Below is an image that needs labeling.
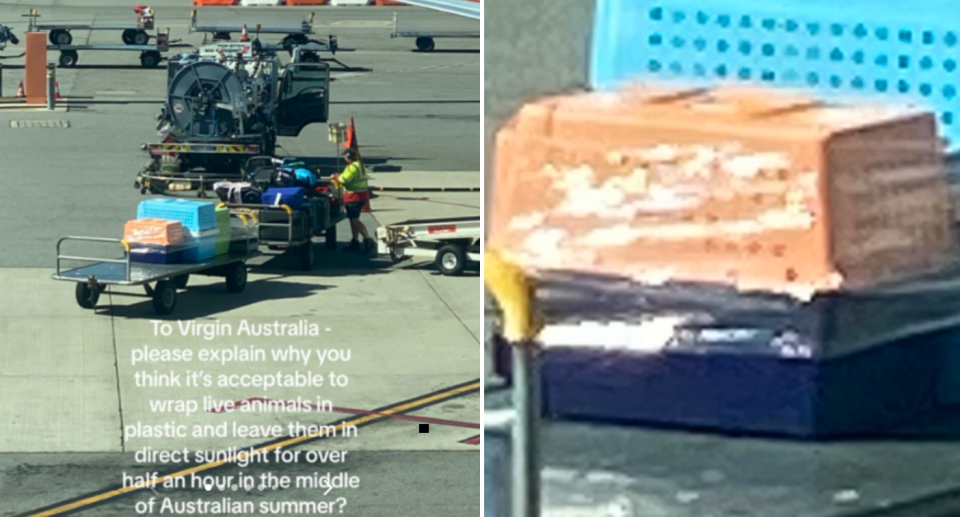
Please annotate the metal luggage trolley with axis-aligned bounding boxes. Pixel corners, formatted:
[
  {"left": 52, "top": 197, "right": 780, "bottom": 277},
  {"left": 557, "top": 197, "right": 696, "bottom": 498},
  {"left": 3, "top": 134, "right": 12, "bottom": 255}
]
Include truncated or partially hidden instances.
[
  {"left": 189, "top": 10, "right": 318, "bottom": 49},
  {"left": 222, "top": 199, "right": 345, "bottom": 271},
  {"left": 25, "top": 9, "right": 171, "bottom": 68},
  {"left": 376, "top": 215, "right": 480, "bottom": 276},
  {"left": 26, "top": 6, "right": 157, "bottom": 46},
  {"left": 390, "top": 12, "right": 480, "bottom": 52},
  {"left": 53, "top": 231, "right": 259, "bottom": 316}
]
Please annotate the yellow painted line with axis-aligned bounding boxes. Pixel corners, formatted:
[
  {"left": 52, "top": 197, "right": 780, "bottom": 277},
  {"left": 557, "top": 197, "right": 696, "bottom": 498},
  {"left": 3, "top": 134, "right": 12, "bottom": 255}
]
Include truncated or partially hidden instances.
[{"left": 24, "top": 380, "right": 480, "bottom": 517}]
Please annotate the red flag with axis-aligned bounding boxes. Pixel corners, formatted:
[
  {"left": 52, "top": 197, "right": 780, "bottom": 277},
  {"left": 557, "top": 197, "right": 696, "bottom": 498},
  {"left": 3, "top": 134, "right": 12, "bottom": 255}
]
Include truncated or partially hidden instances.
[{"left": 343, "top": 116, "right": 358, "bottom": 151}]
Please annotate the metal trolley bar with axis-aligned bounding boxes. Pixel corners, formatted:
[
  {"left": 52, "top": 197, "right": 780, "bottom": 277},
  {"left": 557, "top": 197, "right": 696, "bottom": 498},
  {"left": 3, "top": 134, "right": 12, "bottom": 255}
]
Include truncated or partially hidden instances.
[
  {"left": 56, "top": 236, "right": 132, "bottom": 282},
  {"left": 53, "top": 229, "right": 259, "bottom": 315},
  {"left": 223, "top": 203, "right": 299, "bottom": 245}
]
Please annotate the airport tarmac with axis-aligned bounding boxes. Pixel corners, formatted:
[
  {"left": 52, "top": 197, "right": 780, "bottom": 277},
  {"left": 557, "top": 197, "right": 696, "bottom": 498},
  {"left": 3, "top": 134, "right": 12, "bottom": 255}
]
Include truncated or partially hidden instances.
[{"left": 0, "top": 2, "right": 480, "bottom": 515}]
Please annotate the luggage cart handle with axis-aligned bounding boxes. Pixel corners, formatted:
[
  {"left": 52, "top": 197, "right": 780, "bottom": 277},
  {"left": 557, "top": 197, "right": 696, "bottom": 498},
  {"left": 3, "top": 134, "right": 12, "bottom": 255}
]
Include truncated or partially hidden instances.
[
  {"left": 56, "top": 236, "right": 131, "bottom": 282},
  {"left": 222, "top": 203, "right": 296, "bottom": 245}
]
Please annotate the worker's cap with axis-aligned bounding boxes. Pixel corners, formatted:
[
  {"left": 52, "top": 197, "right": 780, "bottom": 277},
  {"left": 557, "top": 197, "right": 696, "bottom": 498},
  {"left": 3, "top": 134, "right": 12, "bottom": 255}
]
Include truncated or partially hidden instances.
[{"left": 342, "top": 148, "right": 358, "bottom": 160}]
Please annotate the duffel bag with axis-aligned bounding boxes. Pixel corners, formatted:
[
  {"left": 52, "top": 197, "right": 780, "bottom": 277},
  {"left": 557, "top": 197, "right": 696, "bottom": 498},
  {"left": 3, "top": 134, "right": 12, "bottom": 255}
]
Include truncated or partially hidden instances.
[
  {"left": 214, "top": 182, "right": 261, "bottom": 204},
  {"left": 263, "top": 187, "right": 306, "bottom": 210}
]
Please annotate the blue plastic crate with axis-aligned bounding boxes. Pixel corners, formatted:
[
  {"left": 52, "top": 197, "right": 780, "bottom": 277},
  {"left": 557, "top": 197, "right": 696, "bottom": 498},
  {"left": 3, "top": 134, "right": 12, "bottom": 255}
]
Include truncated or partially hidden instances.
[
  {"left": 137, "top": 199, "right": 217, "bottom": 234},
  {"left": 182, "top": 234, "right": 219, "bottom": 262},
  {"left": 591, "top": 0, "right": 960, "bottom": 144}
]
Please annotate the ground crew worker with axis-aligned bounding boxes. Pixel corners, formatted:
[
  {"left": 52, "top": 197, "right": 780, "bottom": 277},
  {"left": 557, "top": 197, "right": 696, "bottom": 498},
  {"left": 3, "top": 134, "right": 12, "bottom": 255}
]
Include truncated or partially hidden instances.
[{"left": 336, "top": 148, "right": 373, "bottom": 253}]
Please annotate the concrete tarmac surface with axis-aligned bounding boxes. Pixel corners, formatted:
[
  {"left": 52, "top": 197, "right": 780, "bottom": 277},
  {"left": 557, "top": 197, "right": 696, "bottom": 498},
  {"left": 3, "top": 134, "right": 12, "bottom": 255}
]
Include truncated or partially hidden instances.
[{"left": 0, "top": 1, "right": 480, "bottom": 515}]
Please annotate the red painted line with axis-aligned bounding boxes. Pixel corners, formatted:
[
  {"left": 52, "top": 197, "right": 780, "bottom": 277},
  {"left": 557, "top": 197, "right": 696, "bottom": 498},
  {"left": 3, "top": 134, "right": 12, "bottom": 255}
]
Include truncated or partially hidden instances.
[
  {"left": 213, "top": 398, "right": 480, "bottom": 430},
  {"left": 461, "top": 435, "right": 480, "bottom": 445}
]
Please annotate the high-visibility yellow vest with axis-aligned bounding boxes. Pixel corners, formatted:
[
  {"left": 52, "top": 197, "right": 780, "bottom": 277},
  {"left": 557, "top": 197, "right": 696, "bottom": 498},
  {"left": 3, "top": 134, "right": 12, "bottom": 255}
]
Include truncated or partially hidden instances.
[{"left": 340, "top": 162, "right": 368, "bottom": 193}]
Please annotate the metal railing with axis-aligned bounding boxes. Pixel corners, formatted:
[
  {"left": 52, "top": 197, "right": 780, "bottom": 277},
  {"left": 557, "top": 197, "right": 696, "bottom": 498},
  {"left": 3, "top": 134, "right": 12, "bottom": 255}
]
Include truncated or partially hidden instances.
[
  {"left": 222, "top": 203, "right": 299, "bottom": 245},
  {"left": 55, "top": 236, "right": 131, "bottom": 282}
]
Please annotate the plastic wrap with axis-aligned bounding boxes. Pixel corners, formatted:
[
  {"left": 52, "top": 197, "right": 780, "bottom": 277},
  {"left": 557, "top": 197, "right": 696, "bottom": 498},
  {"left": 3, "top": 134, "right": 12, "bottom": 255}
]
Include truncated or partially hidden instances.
[
  {"left": 528, "top": 267, "right": 960, "bottom": 360},
  {"left": 490, "top": 83, "right": 956, "bottom": 299},
  {"left": 123, "top": 218, "right": 185, "bottom": 245}
]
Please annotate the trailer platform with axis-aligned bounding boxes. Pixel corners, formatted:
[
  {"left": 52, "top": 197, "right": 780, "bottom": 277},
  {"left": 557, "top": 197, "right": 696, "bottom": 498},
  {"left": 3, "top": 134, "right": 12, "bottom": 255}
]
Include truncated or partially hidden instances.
[
  {"left": 25, "top": 7, "right": 156, "bottom": 46},
  {"left": 391, "top": 12, "right": 479, "bottom": 51},
  {"left": 54, "top": 235, "right": 259, "bottom": 315},
  {"left": 189, "top": 10, "right": 316, "bottom": 48},
  {"left": 376, "top": 215, "right": 480, "bottom": 275}
]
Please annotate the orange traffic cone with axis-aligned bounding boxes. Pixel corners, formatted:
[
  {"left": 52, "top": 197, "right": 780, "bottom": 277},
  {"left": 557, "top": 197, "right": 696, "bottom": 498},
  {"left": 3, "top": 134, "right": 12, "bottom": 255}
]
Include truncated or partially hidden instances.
[
  {"left": 55, "top": 81, "right": 62, "bottom": 100},
  {"left": 240, "top": 24, "right": 250, "bottom": 42},
  {"left": 15, "top": 80, "right": 24, "bottom": 98}
]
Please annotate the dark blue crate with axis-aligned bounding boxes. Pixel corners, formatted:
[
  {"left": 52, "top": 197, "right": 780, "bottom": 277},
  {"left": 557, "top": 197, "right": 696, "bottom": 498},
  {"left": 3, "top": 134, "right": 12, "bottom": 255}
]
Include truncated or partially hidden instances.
[
  {"left": 263, "top": 188, "right": 306, "bottom": 210},
  {"left": 129, "top": 247, "right": 184, "bottom": 264}
]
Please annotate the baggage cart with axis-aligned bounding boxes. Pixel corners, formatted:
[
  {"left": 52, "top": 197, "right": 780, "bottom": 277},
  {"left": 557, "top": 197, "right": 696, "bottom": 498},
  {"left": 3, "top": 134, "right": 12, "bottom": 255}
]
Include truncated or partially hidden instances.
[
  {"left": 376, "top": 215, "right": 480, "bottom": 276},
  {"left": 53, "top": 229, "right": 259, "bottom": 316},
  {"left": 222, "top": 199, "right": 345, "bottom": 271},
  {"left": 25, "top": 7, "right": 156, "bottom": 46},
  {"left": 49, "top": 27, "right": 172, "bottom": 68},
  {"left": 390, "top": 12, "right": 479, "bottom": 52}
]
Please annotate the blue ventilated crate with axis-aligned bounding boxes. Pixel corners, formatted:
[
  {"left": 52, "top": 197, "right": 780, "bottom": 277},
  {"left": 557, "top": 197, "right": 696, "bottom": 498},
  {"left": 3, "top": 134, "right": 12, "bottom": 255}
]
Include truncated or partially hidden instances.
[
  {"left": 137, "top": 199, "right": 217, "bottom": 234},
  {"left": 591, "top": 0, "right": 960, "bottom": 144},
  {"left": 181, "top": 234, "right": 219, "bottom": 262}
]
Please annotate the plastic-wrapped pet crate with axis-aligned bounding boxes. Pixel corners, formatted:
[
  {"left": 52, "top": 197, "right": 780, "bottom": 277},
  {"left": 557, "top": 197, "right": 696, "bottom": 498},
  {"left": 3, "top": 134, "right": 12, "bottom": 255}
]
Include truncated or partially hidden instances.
[
  {"left": 129, "top": 243, "right": 186, "bottom": 264},
  {"left": 591, "top": 0, "right": 960, "bottom": 145},
  {"left": 181, "top": 230, "right": 219, "bottom": 262},
  {"left": 214, "top": 207, "right": 231, "bottom": 256},
  {"left": 137, "top": 199, "right": 217, "bottom": 234}
]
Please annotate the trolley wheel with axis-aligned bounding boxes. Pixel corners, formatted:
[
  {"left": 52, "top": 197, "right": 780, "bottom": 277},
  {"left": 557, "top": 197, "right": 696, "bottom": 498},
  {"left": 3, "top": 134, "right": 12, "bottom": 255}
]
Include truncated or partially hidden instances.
[
  {"left": 122, "top": 29, "right": 135, "bottom": 45},
  {"left": 389, "top": 247, "right": 408, "bottom": 263},
  {"left": 133, "top": 30, "right": 149, "bottom": 46},
  {"left": 152, "top": 280, "right": 177, "bottom": 315},
  {"left": 173, "top": 274, "right": 189, "bottom": 289},
  {"left": 48, "top": 30, "right": 59, "bottom": 44},
  {"left": 59, "top": 51, "right": 79, "bottom": 68},
  {"left": 415, "top": 37, "right": 435, "bottom": 52},
  {"left": 324, "top": 225, "right": 337, "bottom": 250},
  {"left": 75, "top": 282, "right": 100, "bottom": 309},
  {"left": 299, "top": 243, "right": 315, "bottom": 271},
  {"left": 140, "top": 51, "right": 161, "bottom": 68},
  {"left": 51, "top": 30, "right": 73, "bottom": 46},
  {"left": 225, "top": 262, "right": 248, "bottom": 293},
  {"left": 283, "top": 34, "right": 310, "bottom": 55},
  {"left": 436, "top": 244, "right": 465, "bottom": 276}
]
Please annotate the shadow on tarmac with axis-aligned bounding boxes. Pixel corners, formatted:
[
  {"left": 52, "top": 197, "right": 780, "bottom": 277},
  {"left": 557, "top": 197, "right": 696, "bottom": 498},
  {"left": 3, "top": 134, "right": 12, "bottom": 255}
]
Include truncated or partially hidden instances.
[
  {"left": 398, "top": 260, "right": 480, "bottom": 277},
  {"left": 411, "top": 49, "right": 480, "bottom": 54},
  {"left": 103, "top": 277, "right": 332, "bottom": 320},
  {"left": 59, "top": 64, "right": 169, "bottom": 70},
  {"left": 253, "top": 246, "right": 396, "bottom": 277},
  {"left": 330, "top": 100, "right": 480, "bottom": 105}
]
